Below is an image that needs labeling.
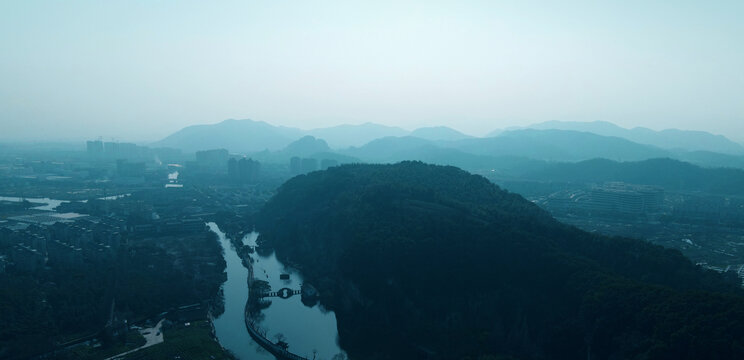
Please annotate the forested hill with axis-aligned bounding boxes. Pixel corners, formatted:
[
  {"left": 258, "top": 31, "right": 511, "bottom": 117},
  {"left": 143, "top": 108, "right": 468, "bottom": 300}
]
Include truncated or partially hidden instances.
[{"left": 256, "top": 162, "right": 744, "bottom": 360}]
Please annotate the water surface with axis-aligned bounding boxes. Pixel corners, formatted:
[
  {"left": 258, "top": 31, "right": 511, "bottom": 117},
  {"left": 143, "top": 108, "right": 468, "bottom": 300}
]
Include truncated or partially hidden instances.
[
  {"left": 0, "top": 196, "right": 67, "bottom": 211},
  {"left": 209, "top": 223, "right": 345, "bottom": 360}
]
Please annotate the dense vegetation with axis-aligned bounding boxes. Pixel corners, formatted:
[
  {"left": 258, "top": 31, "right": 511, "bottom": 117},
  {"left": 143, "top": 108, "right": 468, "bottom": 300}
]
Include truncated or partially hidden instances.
[
  {"left": 0, "top": 231, "right": 226, "bottom": 359},
  {"left": 257, "top": 161, "right": 744, "bottom": 360}
]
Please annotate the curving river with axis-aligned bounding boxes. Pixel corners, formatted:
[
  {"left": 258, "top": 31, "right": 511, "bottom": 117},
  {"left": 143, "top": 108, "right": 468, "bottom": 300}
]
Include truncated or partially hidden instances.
[{"left": 209, "top": 223, "right": 346, "bottom": 360}]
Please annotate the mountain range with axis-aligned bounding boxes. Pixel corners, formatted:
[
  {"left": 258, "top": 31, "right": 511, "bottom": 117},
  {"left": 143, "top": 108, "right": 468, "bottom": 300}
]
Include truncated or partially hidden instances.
[
  {"left": 153, "top": 119, "right": 744, "bottom": 169},
  {"left": 409, "top": 126, "right": 473, "bottom": 141},
  {"left": 306, "top": 123, "right": 409, "bottom": 149},
  {"left": 155, "top": 120, "right": 477, "bottom": 152},
  {"left": 154, "top": 119, "right": 303, "bottom": 153},
  {"left": 519, "top": 120, "right": 744, "bottom": 155},
  {"left": 444, "top": 129, "right": 670, "bottom": 162}
]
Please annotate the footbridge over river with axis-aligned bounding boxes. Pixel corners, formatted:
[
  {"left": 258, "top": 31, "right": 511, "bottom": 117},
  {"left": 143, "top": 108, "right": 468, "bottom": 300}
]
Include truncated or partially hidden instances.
[{"left": 260, "top": 287, "right": 302, "bottom": 299}]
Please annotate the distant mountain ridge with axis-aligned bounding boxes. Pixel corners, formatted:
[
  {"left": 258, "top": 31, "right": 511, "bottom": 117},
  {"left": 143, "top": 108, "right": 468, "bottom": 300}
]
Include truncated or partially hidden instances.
[
  {"left": 280, "top": 135, "right": 331, "bottom": 156},
  {"left": 524, "top": 120, "right": 744, "bottom": 155},
  {"left": 341, "top": 130, "right": 672, "bottom": 166},
  {"left": 154, "top": 119, "right": 474, "bottom": 153},
  {"left": 154, "top": 119, "right": 411, "bottom": 152},
  {"left": 409, "top": 126, "right": 472, "bottom": 141},
  {"left": 153, "top": 119, "right": 304, "bottom": 153},
  {"left": 246, "top": 135, "right": 361, "bottom": 165},
  {"left": 307, "top": 123, "right": 408, "bottom": 149},
  {"left": 154, "top": 119, "right": 744, "bottom": 170},
  {"left": 448, "top": 129, "right": 670, "bottom": 162}
]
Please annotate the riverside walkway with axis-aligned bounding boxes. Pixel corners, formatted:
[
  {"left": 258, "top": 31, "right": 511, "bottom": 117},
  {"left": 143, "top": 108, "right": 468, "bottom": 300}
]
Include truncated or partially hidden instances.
[
  {"left": 244, "top": 301, "right": 309, "bottom": 360},
  {"left": 244, "top": 255, "right": 310, "bottom": 360}
]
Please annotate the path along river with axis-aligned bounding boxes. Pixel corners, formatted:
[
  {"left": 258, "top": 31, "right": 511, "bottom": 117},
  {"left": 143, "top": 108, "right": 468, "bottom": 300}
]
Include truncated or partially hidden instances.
[{"left": 209, "top": 223, "right": 346, "bottom": 360}]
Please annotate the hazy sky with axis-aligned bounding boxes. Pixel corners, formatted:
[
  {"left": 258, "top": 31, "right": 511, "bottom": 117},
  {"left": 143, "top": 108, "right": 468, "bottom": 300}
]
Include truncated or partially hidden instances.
[{"left": 1, "top": 1, "right": 743, "bottom": 142}]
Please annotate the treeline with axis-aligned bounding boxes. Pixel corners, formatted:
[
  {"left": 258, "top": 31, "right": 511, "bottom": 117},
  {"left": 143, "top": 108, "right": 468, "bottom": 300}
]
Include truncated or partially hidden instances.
[{"left": 257, "top": 161, "right": 744, "bottom": 360}]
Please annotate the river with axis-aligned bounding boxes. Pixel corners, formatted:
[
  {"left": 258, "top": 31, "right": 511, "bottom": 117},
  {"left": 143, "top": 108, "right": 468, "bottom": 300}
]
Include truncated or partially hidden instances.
[
  {"left": 0, "top": 196, "right": 68, "bottom": 211},
  {"left": 209, "top": 223, "right": 346, "bottom": 360},
  {"left": 0, "top": 194, "right": 131, "bottom": 210}
]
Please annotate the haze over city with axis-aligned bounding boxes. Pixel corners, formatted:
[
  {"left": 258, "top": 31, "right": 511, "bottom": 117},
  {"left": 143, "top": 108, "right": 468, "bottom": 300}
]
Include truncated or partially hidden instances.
[
  {"left": 2, "top": 0, "right": 743, "bottom": 142},
  {"left": 6, "top": 2, "right": 744, "bottom": 360}
]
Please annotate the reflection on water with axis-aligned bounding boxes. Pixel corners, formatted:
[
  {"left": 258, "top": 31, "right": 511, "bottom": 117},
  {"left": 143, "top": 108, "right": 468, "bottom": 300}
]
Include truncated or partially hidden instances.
[
  {"left": 250, "top": 249, "right": 345, "bottom": 359},
  {"left": 209, "top": 223, "right": 345, "bottom": 360},
  {"left": 210, "top": 223, "right": 273, "bottom": 360},
  {"left": 2, "top": 194, "right": 130, "bottom": 208}
]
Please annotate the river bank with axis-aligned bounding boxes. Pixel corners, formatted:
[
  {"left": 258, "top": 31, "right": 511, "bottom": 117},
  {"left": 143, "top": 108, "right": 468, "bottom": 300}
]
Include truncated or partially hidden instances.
[{"left": 209, "top": 223, "right": 346, "bottom": 360}]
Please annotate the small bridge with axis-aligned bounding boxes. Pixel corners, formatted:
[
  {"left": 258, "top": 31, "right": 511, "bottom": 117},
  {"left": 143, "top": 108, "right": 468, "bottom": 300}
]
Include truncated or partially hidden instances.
[{"left": 260, "top": 287, "right": 301, "bottom": 299}]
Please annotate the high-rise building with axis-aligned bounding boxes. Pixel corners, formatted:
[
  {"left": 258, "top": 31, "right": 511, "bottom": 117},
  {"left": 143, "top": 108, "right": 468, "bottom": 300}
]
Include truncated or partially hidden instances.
[
  {"left": 86, "top": 140, "right": 104, "bottom": 155},
  {"left": 195, "top": 149, "right": 229, "bottom": 172},
  {"left": 228, "top": 157, "right": 260, "bottom": 182}
]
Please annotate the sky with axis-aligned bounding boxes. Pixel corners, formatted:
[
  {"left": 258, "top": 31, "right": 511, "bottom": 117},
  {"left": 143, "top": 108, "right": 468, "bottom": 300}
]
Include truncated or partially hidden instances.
[{"left": 1, "top": 0, "right": 743, "bottom": 142}]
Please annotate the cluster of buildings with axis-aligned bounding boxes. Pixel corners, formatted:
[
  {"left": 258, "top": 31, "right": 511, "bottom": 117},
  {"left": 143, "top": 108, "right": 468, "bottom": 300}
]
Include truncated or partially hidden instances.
[
  {"left": 228, "top": 157, "right": 261, "bottom": 183},
  {"left": 188, "top": 149, "right": 229, "bottom": 173},
  {"left": 127, "top": 216, "right": 206, "bottom": 236},
  {"left": 0, "top": 192, "right": 215, "bottom": 273},
  {"left": 542, "top": 182, "right": 665, "bottom": 217},
  {"left": 0, "top": 216, "right": 126, "bottom": 272},
  {"left": 86, "top": 140, "right": 182, "bottom": 161},
  {"left": 588, "top": 182, "right": 664, "bottom": 214},
  {"left": 136, "top": 145, "right": 344, "bottom": 183},
  {"left": 0, "top": 157, "right": 102, "bottom": 183},
  {"left": 86, "top": 140, "right": 144, "bottom": 158}
]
